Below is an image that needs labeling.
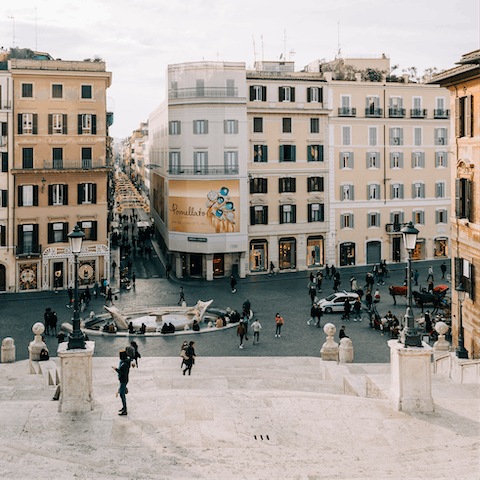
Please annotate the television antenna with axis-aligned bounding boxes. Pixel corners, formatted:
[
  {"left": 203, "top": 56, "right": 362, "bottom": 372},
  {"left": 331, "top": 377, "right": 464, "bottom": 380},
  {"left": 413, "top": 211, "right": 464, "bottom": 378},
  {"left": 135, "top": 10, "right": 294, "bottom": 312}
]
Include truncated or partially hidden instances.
[{"left": 7, "top": 16, "right": 15, "bottom": 48}]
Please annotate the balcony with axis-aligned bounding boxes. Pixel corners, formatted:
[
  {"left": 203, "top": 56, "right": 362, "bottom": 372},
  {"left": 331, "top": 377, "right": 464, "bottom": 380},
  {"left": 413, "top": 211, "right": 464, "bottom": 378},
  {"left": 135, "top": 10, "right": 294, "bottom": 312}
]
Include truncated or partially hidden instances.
[
  {"left": 43, "top": 159, "right": 106, "bottom": 170},
  {"left": 385, "top": 223, "right": 406, "bottom": 234},
  {"left": 410, "top": 109, "right": 427, "bottom": 118},
  {"left": 434, "top": 109, "right": 450, "bottom": 119},
  {"left": 16, "top": 244, "right": 42, "bottom": 257},
  {"left": 338, "top": 107, "right": 356, "bottom": 117},
  {"left": 168, "top": 165, "right": 239, "bottom": 175},
  {"left": 365, "top": 108, "right": 383, "bottom": 117},
  {"left": 169, "top": 87, "right": 238, "bottom": 100},
  {"left": 389, "top": 108, "right": 406, "bottom": 118}
]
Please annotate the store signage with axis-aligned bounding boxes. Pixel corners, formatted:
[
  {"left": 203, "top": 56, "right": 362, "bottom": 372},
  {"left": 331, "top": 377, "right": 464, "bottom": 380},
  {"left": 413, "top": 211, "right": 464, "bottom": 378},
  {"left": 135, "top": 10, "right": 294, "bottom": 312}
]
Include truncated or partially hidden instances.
[{"left": 188, "top": 237, "right": 207, "bottom": 243}]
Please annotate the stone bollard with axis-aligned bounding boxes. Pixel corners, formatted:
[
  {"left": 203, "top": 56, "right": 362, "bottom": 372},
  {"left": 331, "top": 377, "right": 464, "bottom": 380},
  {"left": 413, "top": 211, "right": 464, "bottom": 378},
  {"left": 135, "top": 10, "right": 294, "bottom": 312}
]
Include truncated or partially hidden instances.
[
  {"left": 433, "top": 322, "right": 450, "bottom": 353},
  {"left": 339, "top": 337, "right": 354, "bottom": 363},
  {"left": 28, "top": 322, "right": 48, "bottom": 363},
  {"left": 320, "top": 323, "right": 339, "bottom": 362},
  {"left": 1, "top": 337, "right": 15, "bottom": 363}
]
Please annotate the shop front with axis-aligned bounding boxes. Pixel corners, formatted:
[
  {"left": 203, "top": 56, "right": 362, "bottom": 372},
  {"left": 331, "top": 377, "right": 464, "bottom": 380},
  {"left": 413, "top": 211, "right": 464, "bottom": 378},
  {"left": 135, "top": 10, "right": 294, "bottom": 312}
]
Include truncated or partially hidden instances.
[
  {"left": 279, "top": 237, "right": 296, "bottom": 270},
  {"left": 250, "top": 239, "right": 268, "bottom": 272},
  {"left": 411, "top": 239, "right": 426, "bottom": 261},
  {"left": 213, "top": 254, "right": 224, "bottom": 276},
  {"left": 434, "top": 237, "right": 449, "bottom": 258},
  {"left": 307, "top": 236, "right": 324, "bottom": 267},
  {"left": 339, "top": 242, "right": 356, "bottom": 266}
]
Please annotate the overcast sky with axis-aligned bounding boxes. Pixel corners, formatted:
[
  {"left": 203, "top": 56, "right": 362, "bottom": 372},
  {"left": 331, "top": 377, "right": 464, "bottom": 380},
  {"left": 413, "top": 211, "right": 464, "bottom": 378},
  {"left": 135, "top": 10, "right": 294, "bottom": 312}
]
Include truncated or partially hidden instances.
[{"left": 2, "top": 0, "right": 479, "bottom": 138}]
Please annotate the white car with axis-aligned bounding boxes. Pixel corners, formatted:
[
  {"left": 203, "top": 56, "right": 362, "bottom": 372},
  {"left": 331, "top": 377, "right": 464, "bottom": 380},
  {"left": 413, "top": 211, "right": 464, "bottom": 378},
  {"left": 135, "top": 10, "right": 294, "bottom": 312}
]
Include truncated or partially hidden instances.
[{"left": 317, "top": 291, "right": 360, "bottom": 313}]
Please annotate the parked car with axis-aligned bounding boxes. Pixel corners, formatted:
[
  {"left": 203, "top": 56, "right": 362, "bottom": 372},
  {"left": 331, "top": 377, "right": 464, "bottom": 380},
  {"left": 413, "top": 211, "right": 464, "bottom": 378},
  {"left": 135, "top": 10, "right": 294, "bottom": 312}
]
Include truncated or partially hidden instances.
[{"left": 317, "top": 291, "right": 360, "bottom": 313}]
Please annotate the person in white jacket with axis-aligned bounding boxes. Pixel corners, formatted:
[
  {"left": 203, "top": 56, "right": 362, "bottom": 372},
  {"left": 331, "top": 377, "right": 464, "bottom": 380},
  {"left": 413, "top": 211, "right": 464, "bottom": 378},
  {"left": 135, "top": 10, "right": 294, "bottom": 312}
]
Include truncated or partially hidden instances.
[{"left": 251, "top": 319, "right": 262, "bottom": 345}]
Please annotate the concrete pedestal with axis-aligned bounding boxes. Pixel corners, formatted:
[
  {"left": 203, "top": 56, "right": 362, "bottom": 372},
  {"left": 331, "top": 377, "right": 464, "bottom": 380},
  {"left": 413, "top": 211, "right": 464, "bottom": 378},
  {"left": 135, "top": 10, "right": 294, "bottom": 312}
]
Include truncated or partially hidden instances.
[
  {"left": 389, "top": 340, "right": 434, "bottom": 413},
  {"left": 58, "top": 341, "right": 95, "bottom": 413},
  {"left": 320, "top": 323, "right": 339, "bottom": 362},
  {"left": 1, "top": 337, "right": 15, "bottom": 363},
  {"left": 339, "top": 337, "right": 354, "bottom": 363}
]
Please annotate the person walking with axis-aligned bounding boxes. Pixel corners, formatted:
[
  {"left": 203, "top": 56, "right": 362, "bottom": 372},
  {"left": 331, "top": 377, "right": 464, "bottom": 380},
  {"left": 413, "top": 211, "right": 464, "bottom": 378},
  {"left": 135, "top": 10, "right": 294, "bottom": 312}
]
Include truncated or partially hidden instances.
[
  {"left": 50, "top": 310, "right": 58, "bottom": 335},
  {"left": 114, "top": 350, "right": 132, "bottom": 416},
  {"left": 132, "top": 272, "right": 136, "bottom": 288},
  {"left": 237, "top": 322, "right": 247, "bottom": 349},
  {"left": 269, "top": 261, "right": 276, "bottom": 276},
  {"left": 365, "top": 288, "right": 373, "bottom": 310},
  {"left": 130, "top": 340, "right": 140, "bottom": 368},
  {"left": 251, "top": 319, "right": 262, "bottom": 344},
  {"left": 308, "top": 303, "right": 317, "bottom": 325},
  {"left": 413, "top": 270, "right": 419, "bottom": 286},
  {"left": 353, "top": 299, "right": 361, "bottom": 322},
  {"left": 180, "top": 341, "right": 188, "bottom": 368},
  {"left": 308, "top": 280, "right": 317, "bottom": 304},
  {"left": 325, "top": 264, "right": 330, "bottom": 279},
  {"left": 44, "top": 308, "right": 52, "bottom": 335},
  {"left": 85, "top": 286, "right": 91, "bottom": 306},
  {"left": 165, "top": 263, "right": 171, "bottom": 279},
  {"left": 105, "top": 287, "right": 114, "bottom": 306},
  {"left": 67, "top": 288, "right": 74, "bottom": 309},
  {"left": 93, "top": 282, "right": 99, "bottom": 299},
  {"left": 440, "top": 262, "right": 447, "bottom": 279},
  {"left": 316, "top": 271, "right": 323, "bottom": 293},
  {"left": 343, "top": 298, "right": 351, "bottom": 321},
  {"left": 178, "top": 286, "right": 186, "bottom": 305},
  {"left": 183, "top": 341, "right": 196, "bottom": 375},
  {"left": 230, "top": 275, "right": 237, "bottom": 294},
  {"left": 331, "top": 265, "right": 336, "bottom": 280},
  {"left": 275, "top": 313, "right": 284, "bottom": 337},
  {"left": 426, "top": 265, "right": 435, "bottom": 282},
  {"left": 242, "top": 298, "right": 251, "bottom": 318}
]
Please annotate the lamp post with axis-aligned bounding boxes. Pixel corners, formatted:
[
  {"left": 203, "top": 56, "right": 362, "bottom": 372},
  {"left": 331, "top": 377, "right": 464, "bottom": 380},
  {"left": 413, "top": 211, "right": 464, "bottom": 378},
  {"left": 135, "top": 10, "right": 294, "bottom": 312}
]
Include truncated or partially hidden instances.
[
  {"left": 455, "top": 283, "right": 469, "bottom": 358},
  {"left": 67, "top": 225, "right": 86, "bottom": 350},
  {"left": 400, "top": 221, "right": 422, "bottom": 347}
]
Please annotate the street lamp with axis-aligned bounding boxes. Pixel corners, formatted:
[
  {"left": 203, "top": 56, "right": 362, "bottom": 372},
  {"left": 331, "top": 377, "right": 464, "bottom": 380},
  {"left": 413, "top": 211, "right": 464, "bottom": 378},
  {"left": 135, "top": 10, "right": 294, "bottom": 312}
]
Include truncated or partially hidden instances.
[
  {"left": 67, "top": 225, "right": 86, "bottom": 350},
  {"left": 400, "top": 221, "right": 422, "bottom": 347},
  {"left": 455, "top": 283, "right": 469, "bottom": 359}
]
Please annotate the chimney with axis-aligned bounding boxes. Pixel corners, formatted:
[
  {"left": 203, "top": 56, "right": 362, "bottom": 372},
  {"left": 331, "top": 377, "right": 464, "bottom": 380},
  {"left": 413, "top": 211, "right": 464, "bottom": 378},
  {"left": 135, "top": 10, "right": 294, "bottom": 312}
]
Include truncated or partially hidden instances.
[
  {"left": 355, "top": 73, "right": 362, "bottom": 82},
  {"left": 323, "top": 72, "right": 333, "bottom": 82},
  {"left": 402, "top": 74, "right": 409, "bottom": 84}
]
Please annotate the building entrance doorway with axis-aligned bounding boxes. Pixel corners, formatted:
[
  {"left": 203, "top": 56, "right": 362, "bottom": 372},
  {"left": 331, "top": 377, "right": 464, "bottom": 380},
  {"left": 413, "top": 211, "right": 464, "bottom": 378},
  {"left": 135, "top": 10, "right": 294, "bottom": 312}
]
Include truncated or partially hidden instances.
[
  {"left": 366, "top": 241, "right": 381, "bottom": 264},
  {"left": 190, "top": 255, "right": 203, "bottom": 277},
  {"left": 53, "top": 262, "right": 64, "bottom": 289},
  {"left": 392, "top": 237, "right": 402, "bottom": 262},
  {"left": 340, "top": 243, "right": 355, "bottom": 266},
  {"left": 213, "top": 254, "right": 224, "bottom": 276},
  {"left": 0, "top": 264, "right": 5, "bottom": 291}
]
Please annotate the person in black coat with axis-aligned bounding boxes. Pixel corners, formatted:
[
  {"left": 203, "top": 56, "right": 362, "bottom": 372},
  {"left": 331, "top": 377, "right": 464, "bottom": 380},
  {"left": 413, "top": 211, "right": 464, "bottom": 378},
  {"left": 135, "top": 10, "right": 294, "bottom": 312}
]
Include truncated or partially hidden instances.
[
  {"left": 183, "top": 341, "right": 196, "bottom": 376},
  {"left": 114, "top": 350, "right": 131, "bottom": 415}
]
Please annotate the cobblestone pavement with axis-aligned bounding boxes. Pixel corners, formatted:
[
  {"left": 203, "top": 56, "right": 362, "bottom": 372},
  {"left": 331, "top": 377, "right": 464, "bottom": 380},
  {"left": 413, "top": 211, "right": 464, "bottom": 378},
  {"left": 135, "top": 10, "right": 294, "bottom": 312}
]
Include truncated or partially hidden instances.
[{"left": 0, "top": 252, "right": 451, "bottom": 363}]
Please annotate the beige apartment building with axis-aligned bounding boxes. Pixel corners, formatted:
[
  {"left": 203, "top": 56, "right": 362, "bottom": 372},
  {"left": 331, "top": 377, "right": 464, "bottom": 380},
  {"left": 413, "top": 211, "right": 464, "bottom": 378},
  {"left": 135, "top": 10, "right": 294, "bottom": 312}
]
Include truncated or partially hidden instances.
[
  {"left": 11, "top": 57, "right": 112, "bottom": 292},
  {"left": 246, "top": 61, "right": 329, "bottom": 273},
  {"left": 430, "top": 50, "right": 480, "bottom": 358},
  {"left": 0, "top": 65, "right": 14, "bottom": 291},
  {"left": 325, "top": 56, "right": 451, "bottom": 267}
]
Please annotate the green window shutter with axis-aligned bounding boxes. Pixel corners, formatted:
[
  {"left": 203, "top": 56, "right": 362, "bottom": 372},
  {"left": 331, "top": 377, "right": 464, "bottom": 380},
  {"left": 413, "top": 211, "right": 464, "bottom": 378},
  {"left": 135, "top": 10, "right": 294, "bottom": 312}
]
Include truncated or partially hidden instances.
[
  {"left": 78, "top": 115, "right": 82, "bottom": 134},
  {"left": 63, "top": 114, "right": 68, "bottom": 134},
  {"left": 455, "top": 97, "right": 461, "bottom": 137},
  {"left": 250, "top": 206, "right": 255, "bottom": 225},
  {"left": 264, "top": 206, "right": 268, "bottom": 224},
  {"left": 0, "top": 225, "right": 5, "bottom": 246},
  {"left": 91, "top": 221, "right": 97, "bottom": 241},
  {"left": 18, "top": 186, "right": 23, "bottom": 207},
  {"left": 169, "top": 122, "right": 172, "bottom": 135},
  {"left": 420, "top": 153, "right": 425, "bottom": 168},
  {"left": 1, "top": 189, "right": 7, "bottom": 208},
  {"left": 223, "top": 120, "right": 227, "bottom": 134},
  {"left": 307, "top": 145, "right": 312, "bottom": 162},
  {"left": 48, "top": 185, "right": 53, "bottom": 205},
  {"left": 291, "top": 88, "right": 295, "bottom": 102},
  {"left": 33, "top": 185, "right": 39, "bottom": 206},
  {"left": 262, "top": 86, "right": 266, "bottom": 101},
  {"left": 399, "top": 153, "right": 403, "bottom": 169},
  {"left": 307, "top": 88, "right": 311, "bottom": 102},
  {"left": 454, "top": 257, "right": 463, "bottom": 289},
  {"left": 279, "top": 205, "right": 284, "bottom": 224},
  {"left": 465, "top": 179, "right": 472, "bottom": 221},
  {"left": 62, "top": 222, "right": 69, "bottom": 242},
  {"left": 249, "top": 86, "right": 255, "bottom": 101},
  {"left": 292, "top": 145, "right": 296, "bottom": 162},
  {"left": 279, "top": 145, "right": 284, "bottom": 162},
  {"left": 92, "top": 115, "right": 97, "bottom": 134},
  {"left": 48, "top": 114, "right": 53, "bottom": 135},
  {"left": 263, "top": 145, "right": 268, "bottom": 162},
  {"left": 348, "top": 152, "right": 354, "bottom": 168},
  {"left": 351, "top": 185, "right": 355, "bottom": 200},
  {"left": 455, "top": 178, "right": 462, "bottom": 217},
  {"left": 278, "top": 178, "right": 283, "bottom": 193},
  {"left": 32, "top": 114, "right": 38, "bottom": 135},
  {"left": 48, "top": 223, "right": 54, "bottom": 243},
  {"left": 389, "top": 128, "right": 393, "bottom": 144},
  {"left": 469, "top": 263, "right": 475, "bottom": 300},
  {"left": 63, "top": 184, "right": 69, "bottom": 205},
  {"left": 279, "top": 87, "right": 283, "bottom": 102},
  {"left": 319, "top": 145, "right": 323, "bottom": 161},
  {"left": 466, "top": 95, "right": 472, "bottom": 137},
  {"left": 292, "top": 178, "right": 296, "bottom": 192},
  {"left": 234, "top": 120, "right": 238, "bottom": 134},
  {"left": 1, "top": 152, "right": 8, "bottom": 172},
  {"left": 18, "top": 114, "right": 23, "bottom": 134}
]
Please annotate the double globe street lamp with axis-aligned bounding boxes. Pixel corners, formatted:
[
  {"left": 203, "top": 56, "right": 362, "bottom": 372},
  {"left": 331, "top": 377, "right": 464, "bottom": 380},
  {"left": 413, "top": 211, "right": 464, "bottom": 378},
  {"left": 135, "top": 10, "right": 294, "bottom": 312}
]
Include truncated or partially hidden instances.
[
  {"left": 67, "top": 225, "right": 86, "bottom": 350},
  {"left": 400, "top": 221, "right": 422, "bottom": 347}
]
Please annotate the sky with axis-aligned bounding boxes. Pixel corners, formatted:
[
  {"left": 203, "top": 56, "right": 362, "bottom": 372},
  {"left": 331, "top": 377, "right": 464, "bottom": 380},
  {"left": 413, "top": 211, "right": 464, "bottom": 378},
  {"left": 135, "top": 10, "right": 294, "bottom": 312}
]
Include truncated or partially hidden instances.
[{"left": 1, "top": 0, "right": 479, "bottom": 138}]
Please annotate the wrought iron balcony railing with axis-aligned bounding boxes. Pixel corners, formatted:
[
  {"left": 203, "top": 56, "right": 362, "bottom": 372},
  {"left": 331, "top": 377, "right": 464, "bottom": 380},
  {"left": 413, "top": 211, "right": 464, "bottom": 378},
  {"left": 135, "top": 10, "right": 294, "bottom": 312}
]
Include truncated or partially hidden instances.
[
  {"left": 16, "top": 244, "right": 42, "bottom": 257},
  {"left": 389, "top": 108, "right": 406, "bottom": 118},
  {"left": 43, "top": 159, "right": 105, "bottom": 170},
  {"left": 434, "top": 109, "right": 450, "bottom": 119},
  {"left": 168, "top": 87, "right": 238, "bottom": 100},
  {"left": 410, "top": 109, "right": 427, "bottom": 118},
  {"left": 338, "top": 107, "right": 356, "bottom": 117},
  {"left": 168, "top": 165, "right": 239, "bottom": 175},
  {"left": 365, "top": 108, "right": 383, "bottom": 117}
]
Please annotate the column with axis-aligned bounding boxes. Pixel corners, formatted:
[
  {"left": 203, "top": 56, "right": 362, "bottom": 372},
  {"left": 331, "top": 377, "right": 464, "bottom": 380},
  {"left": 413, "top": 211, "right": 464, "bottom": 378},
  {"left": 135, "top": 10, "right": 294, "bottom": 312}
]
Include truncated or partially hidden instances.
[
  {"left": 297, "top": 233, "right": 306, "bottom": 271},
  {"left": 205, "top": 254, "right": 213, "bottom": 281},
  {"left": 239, "top": 252, "right": 246, "bottom": 278},
  {"left": 174, "top": 252, "right": 183, "bottom": 279}
]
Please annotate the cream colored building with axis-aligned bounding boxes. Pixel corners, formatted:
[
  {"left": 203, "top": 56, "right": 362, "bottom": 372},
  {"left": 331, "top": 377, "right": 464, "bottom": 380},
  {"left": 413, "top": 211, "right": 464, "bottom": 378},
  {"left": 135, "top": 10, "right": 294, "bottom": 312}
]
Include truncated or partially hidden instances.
[
  {"left": 11, "top": 58, "right": 112, "bottom": 292},
  {"left": 430, "top": 50, "right": 480, "bottom": 358},
  {"left": 246, "top": 61, "right": 330, "bottom": 273},
  {"left": 149, "top": 62, "right": 249, "bottom": 279},
  {"left": 326, "top": 57, "right": 451, "bottom": 266},
  {"left": 0, "top": 67, "right": 14, "bottom": 291}
]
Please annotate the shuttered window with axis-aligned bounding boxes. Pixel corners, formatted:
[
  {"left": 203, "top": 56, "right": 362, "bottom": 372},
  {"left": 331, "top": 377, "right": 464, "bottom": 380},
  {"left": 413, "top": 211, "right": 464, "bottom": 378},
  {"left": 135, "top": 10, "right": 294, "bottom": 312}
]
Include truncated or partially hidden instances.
[
  {"left": 307, "top": 145, "right": 323, "bottom": 162},
  {"left": 368, "top": 213, "right": 380, "bottom": 227},
  {"left": 308, "top": 203, "right": 324, "bottom": 222},
  {"left": 341, "top": 214, "right": 354, "bottom": 229},
  {"left": 250, "top": 178, "right": 267, "bottom": 194},
  {"left": 342, "top": 126, "right": 351, "bottom": 146},
  {"left": 435, "top": 151, "right": 448, "bottom": 168},
  {"left": 414, "top": 127, "right": 422, "bottom": 146},
  {"left": 368, "top": 127, "right": 377, "bottom": 146},
  {"left": 340, "top": 152, "right": 354, "bottom": 169},
  {"left": 253, "top": 145, "right": 267, "bottom": 163},
  {"left": 250, "top": 206, "right": 268, "bottom": 225},
  {"left": 279, "top": 204, "right": 296, "bottom": 223},
  {"left": 367, "top": 152, "right": 380, "bottom": 169},
  {"left": 224, "top": 120, "right": 239, "bottom": 134}
]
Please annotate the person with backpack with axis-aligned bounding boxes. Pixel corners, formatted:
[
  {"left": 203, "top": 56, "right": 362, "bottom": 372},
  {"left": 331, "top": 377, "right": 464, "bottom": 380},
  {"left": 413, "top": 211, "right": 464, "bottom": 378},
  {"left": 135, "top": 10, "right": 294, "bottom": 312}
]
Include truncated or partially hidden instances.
[
  {"left": 237, "top": 322, "right": 247, "bottom": 349},
  {"left": 114, "top": 350, "right": 132, "bottom": 415}
]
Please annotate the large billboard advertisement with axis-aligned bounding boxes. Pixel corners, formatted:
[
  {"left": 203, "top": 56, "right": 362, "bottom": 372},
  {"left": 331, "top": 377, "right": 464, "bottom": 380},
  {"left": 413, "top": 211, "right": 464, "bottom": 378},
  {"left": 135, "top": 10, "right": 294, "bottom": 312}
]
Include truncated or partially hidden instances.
[{"left": 169, "top": 180, "right": 239, "bottom": 234}]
